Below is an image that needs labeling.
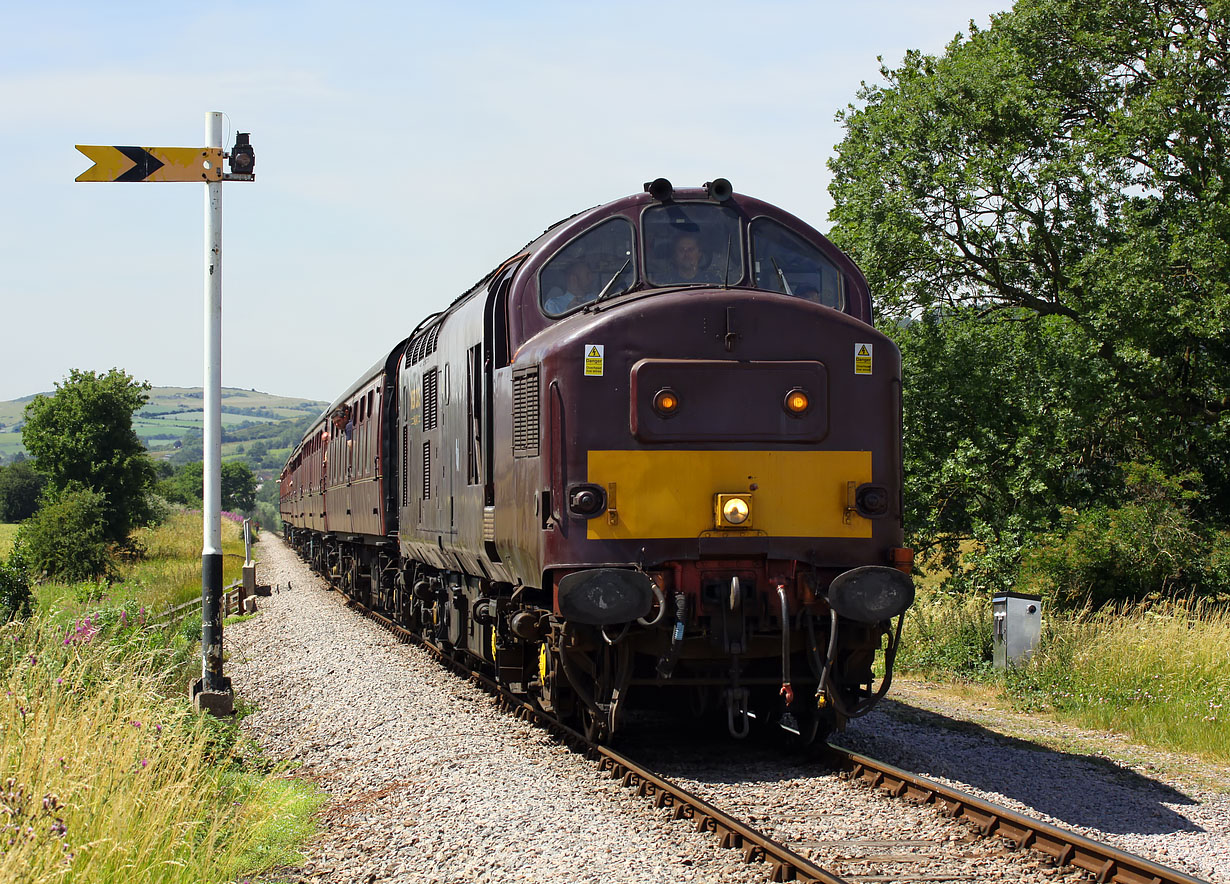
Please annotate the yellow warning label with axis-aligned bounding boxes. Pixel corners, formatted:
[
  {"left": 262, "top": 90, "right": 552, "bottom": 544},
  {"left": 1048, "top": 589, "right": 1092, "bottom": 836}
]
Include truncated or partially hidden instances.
[
  {"left": 854, "top": 342, "right": 873, "bottom": 375},
  {"left": 584, "top": 344, "right": 604, "bottom": 377}
]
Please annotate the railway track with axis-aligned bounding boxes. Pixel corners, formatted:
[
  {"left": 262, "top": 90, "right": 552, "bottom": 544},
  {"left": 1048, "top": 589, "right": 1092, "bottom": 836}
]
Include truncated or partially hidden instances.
[{"left": 338, "top": 593, "right": 1210, "bottom": 884}]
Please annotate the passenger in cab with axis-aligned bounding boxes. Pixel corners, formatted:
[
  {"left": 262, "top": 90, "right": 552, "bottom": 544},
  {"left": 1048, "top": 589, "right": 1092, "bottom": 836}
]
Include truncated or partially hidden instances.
[{"left": 543, "top": 260, "right": 597, "bottom": 314}]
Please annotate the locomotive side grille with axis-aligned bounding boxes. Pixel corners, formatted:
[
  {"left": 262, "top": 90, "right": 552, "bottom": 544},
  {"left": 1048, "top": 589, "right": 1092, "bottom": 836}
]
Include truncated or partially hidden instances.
[
  {"left": 423, "top": 367, "right": 439, "bottom": 432},
  {"left": 401, "top": 425, "right": 408, "bottom": 506},
  {"left": 422, "top": 441, "right": 431, "bottom": 500},
  {"left": 512, "top": 366, "right": 540, "bottom": 458},
  {"left": 407, "top": 321, "right": 442, "bottom": 366}
]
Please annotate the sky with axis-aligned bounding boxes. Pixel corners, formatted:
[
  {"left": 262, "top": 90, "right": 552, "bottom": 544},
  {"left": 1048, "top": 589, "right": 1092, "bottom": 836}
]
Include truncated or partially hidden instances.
[{"left": 1, "top": 0, "right": 1009, "bottom": 404}]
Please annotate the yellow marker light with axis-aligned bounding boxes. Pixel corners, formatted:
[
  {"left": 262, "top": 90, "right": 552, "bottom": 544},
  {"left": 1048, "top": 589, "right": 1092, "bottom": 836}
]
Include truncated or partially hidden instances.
[
  {"left": 653, "top": 388, "right": 680, "bottom": 416},
  {"left": 716, "top": 493, "right": 752, "bottom": 527},
  {"left": 784, "top": 388, "right": 810, "bottom": 415}
]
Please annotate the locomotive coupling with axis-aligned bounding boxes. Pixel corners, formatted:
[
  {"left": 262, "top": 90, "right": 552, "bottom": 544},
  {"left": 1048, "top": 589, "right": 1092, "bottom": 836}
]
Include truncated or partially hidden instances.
[{"left": 827, "top": 566, "right": 915, "bottom": 623}]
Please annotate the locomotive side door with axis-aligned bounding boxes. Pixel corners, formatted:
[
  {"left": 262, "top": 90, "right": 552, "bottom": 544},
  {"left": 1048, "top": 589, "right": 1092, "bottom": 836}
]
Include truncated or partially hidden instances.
[{"left": 483, "top": 259, "right": 522, "bottom": 571}]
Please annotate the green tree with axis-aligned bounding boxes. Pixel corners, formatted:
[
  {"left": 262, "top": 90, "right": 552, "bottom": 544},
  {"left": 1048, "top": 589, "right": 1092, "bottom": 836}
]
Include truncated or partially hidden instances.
[
  {"left": 829, "top": 0, "right": 1230, "bottom": 519},
  {"left": 893, "top": 309, "right": 1117, "bottom": 585},
  {"left": 159, "top": 461, "right": 203, "bottom": 507},
  {"left": 222, "top": 461, "right": 258, "bottom": 512},
  {"left": 22, "top": 369, "right": 157, "bottom": 545},
  {"left": 0, "top": 461, "right": 46, "bottom": 522},
  {"left": 158, "top": 460, "right": 258, "bottom": 512}
]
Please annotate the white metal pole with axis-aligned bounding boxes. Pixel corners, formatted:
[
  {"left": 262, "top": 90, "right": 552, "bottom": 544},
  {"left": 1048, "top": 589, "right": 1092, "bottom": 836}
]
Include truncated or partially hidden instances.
[{"left": 200, "top": 110, "right": 228, "bottom": 701}]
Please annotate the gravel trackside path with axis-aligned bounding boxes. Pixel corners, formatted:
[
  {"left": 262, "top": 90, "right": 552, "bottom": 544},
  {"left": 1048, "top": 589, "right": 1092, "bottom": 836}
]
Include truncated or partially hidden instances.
[{"left": 226, "top": 536, "right": 769, "bottom": 884}]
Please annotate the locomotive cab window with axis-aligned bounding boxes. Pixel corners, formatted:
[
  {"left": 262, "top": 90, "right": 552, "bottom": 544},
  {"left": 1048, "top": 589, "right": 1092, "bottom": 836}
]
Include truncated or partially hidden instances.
[
  {"left": 750, "top": 218, "right": 845, "bottom": 310},
  {"left": 539, "top": 218, "right": 636, "bottom": 316},
  {"left": 644, "top": 203, "right": 742, "bottom": 287}
]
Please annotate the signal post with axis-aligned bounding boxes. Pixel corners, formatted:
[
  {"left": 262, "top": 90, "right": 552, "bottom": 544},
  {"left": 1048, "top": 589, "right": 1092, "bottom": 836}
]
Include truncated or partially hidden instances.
[{"left": 76, "top": 112, "right": 255, "bottom": 716}]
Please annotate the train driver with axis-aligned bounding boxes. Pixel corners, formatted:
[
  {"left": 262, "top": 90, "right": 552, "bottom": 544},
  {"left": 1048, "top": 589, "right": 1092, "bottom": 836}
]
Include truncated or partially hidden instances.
[
  {"left": 543, "top": 260, "right": 597, "bottom": 314},
  {"left": 669, "top": 233, "right": 728, "bottom": 284}
]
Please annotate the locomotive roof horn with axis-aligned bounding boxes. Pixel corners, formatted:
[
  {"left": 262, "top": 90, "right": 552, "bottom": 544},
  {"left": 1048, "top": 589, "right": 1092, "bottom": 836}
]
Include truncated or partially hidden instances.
[
  {"left": 705, "top": 178, "right": 733, "bottom": 201},
  {"left": 644, "top": 178, "right": 674, "bottom": 201}
]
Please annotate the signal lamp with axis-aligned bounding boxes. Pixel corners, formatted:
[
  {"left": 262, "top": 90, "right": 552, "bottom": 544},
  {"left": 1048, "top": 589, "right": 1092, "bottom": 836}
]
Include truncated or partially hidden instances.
[
  {"left": 229, "top": 132, "right": 255, "bottom": 176},
  {"left": 652, "top": 388, "right": 680, "bottom": 417},
  {"left": 784, "top": 388, "right": 810, "bottom": 415}
]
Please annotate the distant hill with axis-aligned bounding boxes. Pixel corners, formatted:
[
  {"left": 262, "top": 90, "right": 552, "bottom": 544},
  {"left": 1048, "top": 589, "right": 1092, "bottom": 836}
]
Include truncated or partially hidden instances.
[{"left": 0, "top": 386, "right": 328, "bottom": 475}]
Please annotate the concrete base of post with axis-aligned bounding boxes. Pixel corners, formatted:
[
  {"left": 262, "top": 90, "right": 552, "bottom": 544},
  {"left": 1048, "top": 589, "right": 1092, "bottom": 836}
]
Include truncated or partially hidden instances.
[{"left": 190, "top": 675, "right": 234, "bottom": 716}]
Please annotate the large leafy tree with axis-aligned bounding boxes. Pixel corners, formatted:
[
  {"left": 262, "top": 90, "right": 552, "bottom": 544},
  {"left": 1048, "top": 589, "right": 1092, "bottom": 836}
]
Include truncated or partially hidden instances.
[
  {"left": 22, "top": 369, "right": 156, "bottom": 545},
  {"left": 829, "top": 0, "right": 1230, "bottom": 535}
]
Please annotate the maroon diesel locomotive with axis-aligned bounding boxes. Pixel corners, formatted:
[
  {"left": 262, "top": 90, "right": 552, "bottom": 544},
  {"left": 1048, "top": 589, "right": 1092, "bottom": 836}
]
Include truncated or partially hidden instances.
[{"left": 280, "top": 179, "right": 914, "bottom": 742}]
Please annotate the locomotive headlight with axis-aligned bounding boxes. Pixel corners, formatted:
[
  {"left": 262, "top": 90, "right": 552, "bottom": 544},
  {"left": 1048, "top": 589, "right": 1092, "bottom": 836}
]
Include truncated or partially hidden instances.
[
  {"left": 784, "top": 388, "right": 810, "bottom": 415},
  {"left": 652, "top": 388, "right": 680, "bottom": 417},
  {"left": 716, "top": 493, "right": 752, "bottom": 527}
]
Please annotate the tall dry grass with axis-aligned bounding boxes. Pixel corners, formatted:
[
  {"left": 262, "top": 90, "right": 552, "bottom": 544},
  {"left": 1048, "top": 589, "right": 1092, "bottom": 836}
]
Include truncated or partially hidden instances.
[
  {"left": 1, "top": 511, "right": 321, "bottom": 882},
  {"left": 0, "top": 614, "right": 321, "bottom": 883},
  {"left": 896, "top": 591, "right": 1230, "bottom": 761},
  {"left": 1005, "top": 598, "right": 1230, "bottom": 760}
]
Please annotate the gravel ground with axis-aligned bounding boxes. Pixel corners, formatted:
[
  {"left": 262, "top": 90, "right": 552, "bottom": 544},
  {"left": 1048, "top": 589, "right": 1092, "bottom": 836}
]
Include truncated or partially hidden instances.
[
  {"left": 228, "top": 536, "right": 769, "bottom": 884},
  {"left": 230, "top": 535, "right": 1227, "bottom": 883}
]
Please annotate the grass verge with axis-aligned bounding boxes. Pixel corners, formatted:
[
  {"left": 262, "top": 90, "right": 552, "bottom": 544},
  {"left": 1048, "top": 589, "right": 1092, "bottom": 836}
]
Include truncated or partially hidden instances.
[
  {"left": 895, "top": 592, "right": 1230, "bottom": 763},
  {"left": 2, "top": 512, "right": 323, "bottom": 883}
]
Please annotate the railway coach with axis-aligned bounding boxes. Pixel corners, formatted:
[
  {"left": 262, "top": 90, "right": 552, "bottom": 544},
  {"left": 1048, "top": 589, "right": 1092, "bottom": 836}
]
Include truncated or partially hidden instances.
[{"left": 281, "top": 178, "right": 914, "bottom": 743}]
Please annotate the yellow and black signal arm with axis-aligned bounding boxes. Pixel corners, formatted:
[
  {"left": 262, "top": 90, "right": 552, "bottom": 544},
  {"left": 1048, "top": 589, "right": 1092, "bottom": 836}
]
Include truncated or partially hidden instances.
[{"left": 75, "top": 145, "right": 224, "bottom": 182}]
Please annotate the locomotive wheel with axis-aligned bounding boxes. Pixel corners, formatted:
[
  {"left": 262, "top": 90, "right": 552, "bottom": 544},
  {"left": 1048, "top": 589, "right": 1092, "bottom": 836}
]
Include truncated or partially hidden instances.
[
  {"left": 340, "top": 554, "right": 361, "bottom": 601},
  {"left": 534, "top": 645, "right": 575, "bottom": 719}
]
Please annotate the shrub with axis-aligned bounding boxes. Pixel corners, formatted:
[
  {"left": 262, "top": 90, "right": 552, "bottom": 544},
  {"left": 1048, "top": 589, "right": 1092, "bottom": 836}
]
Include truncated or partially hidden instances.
[
  {"left": 1019, "top": 463, "right": 1229, "bottom": 609},
  {"left": 0, "top": 539, "right": 31, "bottom": 621},
  {"left": 896, "top": 590, "right": 994, "bottom": 677},
  {"left": 18, "top": 487, "right": 114, "bottom": 583}
]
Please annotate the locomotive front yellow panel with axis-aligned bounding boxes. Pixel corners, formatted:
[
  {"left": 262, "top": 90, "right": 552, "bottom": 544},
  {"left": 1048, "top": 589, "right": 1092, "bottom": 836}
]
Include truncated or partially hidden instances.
[{"left": 586, "top": 450, "right": 873, "bottom": 540}]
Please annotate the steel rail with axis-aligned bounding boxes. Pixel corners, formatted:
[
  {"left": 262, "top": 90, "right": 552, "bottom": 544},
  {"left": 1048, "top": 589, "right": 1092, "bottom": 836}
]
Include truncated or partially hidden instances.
[
  {"left": 346, "top": 598, "right": 849, "bottom": 884},
  {"left": 825, "top": 744, "right": 1211, "bottom": 884}
]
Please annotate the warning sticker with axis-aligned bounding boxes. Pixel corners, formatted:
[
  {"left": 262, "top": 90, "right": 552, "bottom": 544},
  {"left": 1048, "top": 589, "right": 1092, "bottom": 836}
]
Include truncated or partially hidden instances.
[
  {"left": 584, "top": 344, "right": 604, "bottom": 377},
  {"left": 854, "top": 342, "right": 873, "bottom": 375}
]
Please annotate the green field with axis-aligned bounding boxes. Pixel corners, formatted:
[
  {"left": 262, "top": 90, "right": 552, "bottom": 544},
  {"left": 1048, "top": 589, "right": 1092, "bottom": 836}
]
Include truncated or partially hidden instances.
[
  {"left": 1, "top": 386, "right": 326, "bottom": 467},
  {"left": 0, "top": 523, "right": 16, "bottom": 558}
]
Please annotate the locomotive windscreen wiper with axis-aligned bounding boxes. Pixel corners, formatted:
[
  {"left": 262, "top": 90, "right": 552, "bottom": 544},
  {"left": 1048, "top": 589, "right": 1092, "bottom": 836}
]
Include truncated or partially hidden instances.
[
  {"left": 772, "top": 257, "right": 793, "bottom": 296},
  {"left": 592, "top": 258, "right": 632, "bottom": 306}
]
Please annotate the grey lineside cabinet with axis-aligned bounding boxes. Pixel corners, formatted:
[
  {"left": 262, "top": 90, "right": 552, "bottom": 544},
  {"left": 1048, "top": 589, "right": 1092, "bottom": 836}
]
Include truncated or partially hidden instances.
[{"left": 992, "top": 592, "right": 1042, "bottom": 668}]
